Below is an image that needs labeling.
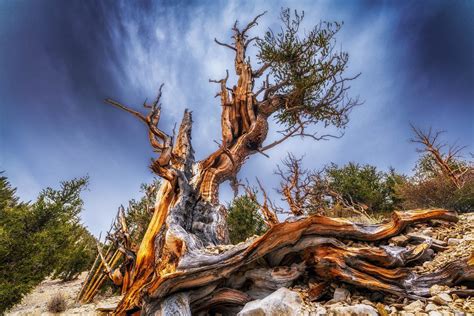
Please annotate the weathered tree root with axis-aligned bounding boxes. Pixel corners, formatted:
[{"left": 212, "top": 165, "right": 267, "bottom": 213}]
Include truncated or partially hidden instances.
[{"left": 132, "top": 209, "right": 473, "bottom": 315}]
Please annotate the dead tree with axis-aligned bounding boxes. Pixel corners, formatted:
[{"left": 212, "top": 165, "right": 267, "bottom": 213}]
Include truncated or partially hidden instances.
[
  {"left": 410, "top": 125, "right": 472, "bottom": 189},
  {"left": 275, "top": 154, "right": 315, "bottom": 216},
  {"left": 93, "top": 10, "right": 472, "bottom": 315}
]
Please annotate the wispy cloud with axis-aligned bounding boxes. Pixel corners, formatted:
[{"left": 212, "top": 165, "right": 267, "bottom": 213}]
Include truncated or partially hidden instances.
[{"left": 0, "top": 0, "right": 472, "bottom": 234}]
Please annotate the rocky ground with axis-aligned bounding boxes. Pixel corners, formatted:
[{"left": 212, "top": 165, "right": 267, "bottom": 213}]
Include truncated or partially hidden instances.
[
  {"left": 6, "top": 272, "right": 121, "bottom": 316},
  {"left": 238, "top": 213, "right": 474, "bottom": 316},
  {"left": 6, "top": 213, "right": 473, "bottom": 315}
]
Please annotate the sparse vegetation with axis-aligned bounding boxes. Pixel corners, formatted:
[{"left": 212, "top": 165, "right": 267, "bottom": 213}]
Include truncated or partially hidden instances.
[
  {"left": 227, "top": 196, "right": 267, "bottom": 244},
  {"left": 46, "top": 292, "right": 67, "bottom": 313},
  {"left": 395, "top": 127, "right": 473, "bottom": 213}
]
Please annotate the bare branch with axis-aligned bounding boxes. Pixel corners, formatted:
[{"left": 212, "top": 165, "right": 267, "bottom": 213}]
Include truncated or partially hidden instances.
[
  {"left": 252, "top": 62, "right": 271, "bottom": 78},
  {"left": 410, "top": 124, "right": 471, "bottom": 189},
  {"left": 275, "top": 153, "right": 315, "bottom": 216},
  {"left": 261, "top": 126, "right": 301, "bottom": 152},
  {"left": 242, "top": 178, "right": 279, "bottom": 227},
  {"left": 105, "top": 99, "right": 147, "bottom": 123},
  {"left": 240, "top": 11, "right": 267, "bottom": 37},
  {"left": 214, "top": 38, "right": 236, "bottom": 51}
]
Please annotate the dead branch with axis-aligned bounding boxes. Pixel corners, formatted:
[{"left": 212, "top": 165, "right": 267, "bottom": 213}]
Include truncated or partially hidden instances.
[
  {"left": 410, "top": 124, "right": 472, "bottom": 188},
  {"left": 243, "top": 178, "right": 280, "bottom": 227},
  {"left": 105, "top": 85, "right": 176, "bottom": 181},
  {"left": 275, "top": 153, "right": 315, "bottom": 216}
]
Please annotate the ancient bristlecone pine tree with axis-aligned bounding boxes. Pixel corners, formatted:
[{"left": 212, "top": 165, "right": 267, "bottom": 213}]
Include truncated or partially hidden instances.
[{"left": 91, "top": 11, "right": 472, "bottom": 315}]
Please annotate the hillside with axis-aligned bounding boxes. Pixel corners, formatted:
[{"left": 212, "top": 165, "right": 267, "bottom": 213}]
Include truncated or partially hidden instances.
[{"left": 7, "top": 213, "right": 473, "bottom": 315}]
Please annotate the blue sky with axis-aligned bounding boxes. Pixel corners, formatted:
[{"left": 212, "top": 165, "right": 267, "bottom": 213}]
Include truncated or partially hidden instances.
[{"left": 0, "top": 0, "right": 473, "bottom": 235}]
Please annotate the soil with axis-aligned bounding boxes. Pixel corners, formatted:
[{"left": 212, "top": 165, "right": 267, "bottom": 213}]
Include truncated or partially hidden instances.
[{"left": 6, "top": 272, "right": 121, "bottom": 316}]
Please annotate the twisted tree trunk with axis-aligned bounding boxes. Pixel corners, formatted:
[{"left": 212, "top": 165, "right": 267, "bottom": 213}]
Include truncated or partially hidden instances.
[{"left": 109, "top": 121, "right": 473, "bottom": 314}]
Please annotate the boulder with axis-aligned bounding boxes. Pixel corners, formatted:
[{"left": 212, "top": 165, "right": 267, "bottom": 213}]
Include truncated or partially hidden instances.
[{"left": 237, "top": 288, "right": 303, "bottom": 316}]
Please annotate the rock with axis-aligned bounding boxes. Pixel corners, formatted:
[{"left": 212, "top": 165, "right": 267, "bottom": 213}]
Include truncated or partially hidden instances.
[
  {"left": 361, "top": 299, "right": 374, "bottom": 306},
  {"left": 429, "top": 285, "right": 447, "bottom": 296},
  {"left": 424, "top": 228, "right": 434, "bottom": 234},
  {"left": 425, "top": 303, "right": 437, "bottom": 311},
  {"left": 327, "top": 304, "right": 378, "bottom": 316},
  {"left": 237, "top": 287, "right": 303, "bottom": 316},
  {"left": 403, "top": 300, "right": 425, "bottom": 311},
  {"left": 96, "top": 304, "right": 119, "bottom": 312},
  {"left": 432, "top": 293, "right": 453, "bottom": 305},
  {"left": 332, "top": 287, "right": 350, "bottom": 302},
  {"left": 303, "top": 304, "right": 327, "bottom": 316},
  {"left": 428, "top": 311, "right": 442, "bottom": 316},
  {"left": 389, "top": 234, "right": 408, "bottom": 245},
  {"left": 448, "top": 238, "right": 462, "bottom": 246}
]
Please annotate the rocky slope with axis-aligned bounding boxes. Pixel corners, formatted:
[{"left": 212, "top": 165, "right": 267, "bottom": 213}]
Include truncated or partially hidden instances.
[
  {"left": 238, "top": 213, "right": 474, "bottom": 316},
  {"left": 6, "top": 213, "right": 473, "bottom": 315}
]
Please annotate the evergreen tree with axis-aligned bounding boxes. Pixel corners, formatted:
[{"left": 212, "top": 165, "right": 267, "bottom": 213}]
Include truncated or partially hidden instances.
[
  {"left": 324, "top": 163, "right": 403, "bottom": 213},
  {"left": 226, "top": 196, "right": 267, "bottom": 244},
  {"left": 0, "top": 174, "right": 96, "bottom": 313}
]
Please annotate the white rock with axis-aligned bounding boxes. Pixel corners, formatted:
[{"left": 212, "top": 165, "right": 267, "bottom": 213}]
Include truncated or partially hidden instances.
[
  {"left": 327, "top": 304, "right": 378, "bottom": 316},
  {"left": 422, "top": 228, "right": 434, "bottom": 236},
  {"left": 429, "top": 285, "right": 446, "bottom": 296},
  {"left": 237, "top": 288, "right": 303, "bottom": 316},
  {"left": 425, "top": 303, "right": 437, "bottom": 311},
  {"left": 403, "top": 300, "right": 425, "bottom": 311},
  {"left": 432, "top": 293, "right": 453, "bottom": 305},
  {"left": 428, "top": 311, "right": 442, "bottom": 316},
  {"left": 332, "top": 287, "right": 350, "bottom": 302},
  {"left": 447, "top": 238, "right": 462, "bottom": 246}
]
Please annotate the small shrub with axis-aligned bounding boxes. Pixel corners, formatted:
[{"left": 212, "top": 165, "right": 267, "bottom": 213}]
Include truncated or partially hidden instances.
[
  {"left": 396, "top": 174, "right": 474, "bottom": 212},
  {"left": 46, "top": 292, "right": 67, "bottom": 313},
  {"left": 227, "top": 196, "right": 267, "bottom": 244}
]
